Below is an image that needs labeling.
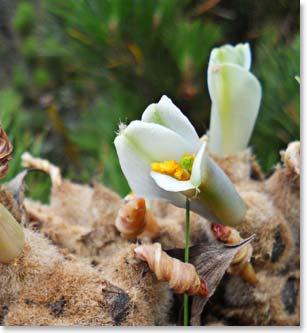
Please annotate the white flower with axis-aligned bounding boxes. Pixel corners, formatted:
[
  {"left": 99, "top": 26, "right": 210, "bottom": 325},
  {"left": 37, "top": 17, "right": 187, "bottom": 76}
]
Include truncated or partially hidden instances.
[
  {"left": 208, "top": 43, "right": 262, "bottom": 156},
  {"left": 115, "top": 95, "right": 246, "bottom": 226}
]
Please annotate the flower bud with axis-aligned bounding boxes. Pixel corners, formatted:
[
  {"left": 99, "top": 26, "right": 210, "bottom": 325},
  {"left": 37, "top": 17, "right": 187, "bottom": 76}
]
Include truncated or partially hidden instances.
[
  {"left": 207, "top": 43, "right": 262, "bottom": 156},
  {"left": 0, "top": 203, "right": 25, "bottom": 263}
]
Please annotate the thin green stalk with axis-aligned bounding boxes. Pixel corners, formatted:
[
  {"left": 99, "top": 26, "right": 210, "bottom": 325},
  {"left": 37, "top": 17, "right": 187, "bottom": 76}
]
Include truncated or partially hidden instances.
[{"left": 183, "top": 198, "right": 190, "bottom": 326}]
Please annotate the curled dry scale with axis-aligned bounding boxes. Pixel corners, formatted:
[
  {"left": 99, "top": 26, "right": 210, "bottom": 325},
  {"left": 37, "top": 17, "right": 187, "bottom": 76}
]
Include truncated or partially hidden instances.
[{"left": 0, "top": 43, "right": 300, "bottom": 326}]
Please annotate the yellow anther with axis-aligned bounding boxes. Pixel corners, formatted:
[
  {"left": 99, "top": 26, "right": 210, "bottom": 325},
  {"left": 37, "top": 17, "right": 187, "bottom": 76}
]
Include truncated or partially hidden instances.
[{"left": 151, "top": 153, "right": 195, "bottom": 181}]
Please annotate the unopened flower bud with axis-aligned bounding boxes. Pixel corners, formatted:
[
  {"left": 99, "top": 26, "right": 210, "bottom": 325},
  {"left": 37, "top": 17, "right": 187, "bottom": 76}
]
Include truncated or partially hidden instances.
[{"left": 0, "top": 203, "right": 25, "bottom": 263}]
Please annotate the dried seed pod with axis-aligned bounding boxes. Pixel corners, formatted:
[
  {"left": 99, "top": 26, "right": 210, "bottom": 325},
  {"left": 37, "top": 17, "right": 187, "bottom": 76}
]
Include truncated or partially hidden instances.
[
  {"left": 211, "top": 223, "right": 257, "bottom": 285},
  {"left": 0, "top": 203, "right": 25, "bottom": 263},
  {"left": 115, "top": 194, "right": 160, "bottom": 240},
  {"left": 134, "top": 242, "right": 208, "bottom": 297},
  {"left": 0, "top": 127, "right": 13, "bottom": 179}
]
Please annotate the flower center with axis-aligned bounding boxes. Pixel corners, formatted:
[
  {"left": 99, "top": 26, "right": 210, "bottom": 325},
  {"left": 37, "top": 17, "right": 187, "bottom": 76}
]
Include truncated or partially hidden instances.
[{"left": 151, "top": 153, "right": 195, "bottom": 181}]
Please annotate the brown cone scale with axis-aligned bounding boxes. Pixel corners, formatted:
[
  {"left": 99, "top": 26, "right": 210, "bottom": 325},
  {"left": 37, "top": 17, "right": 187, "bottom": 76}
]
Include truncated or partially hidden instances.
[{"left": 0, "top": 127, "right": 13, "bottom": 179}]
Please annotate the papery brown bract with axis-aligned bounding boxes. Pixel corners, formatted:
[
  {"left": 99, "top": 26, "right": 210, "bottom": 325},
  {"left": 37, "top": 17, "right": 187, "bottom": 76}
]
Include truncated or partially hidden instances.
[
  {"left": 190, "top": 237, "right": 255, "bottom": 325},
  {"left": 167, "top": 236, "right": 255, "bottom": 325}
]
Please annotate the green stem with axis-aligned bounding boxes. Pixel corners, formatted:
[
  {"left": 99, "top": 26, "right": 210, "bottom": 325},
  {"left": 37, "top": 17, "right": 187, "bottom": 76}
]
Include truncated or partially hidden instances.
[{"left": 183, "top": 198, "right": 190, "bottom": 326}]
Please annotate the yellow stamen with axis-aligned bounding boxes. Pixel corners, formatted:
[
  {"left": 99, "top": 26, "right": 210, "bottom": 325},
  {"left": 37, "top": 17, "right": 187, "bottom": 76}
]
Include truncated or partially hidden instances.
[{"left": 151, "top": 153, "right": 195, "bottom": 181}]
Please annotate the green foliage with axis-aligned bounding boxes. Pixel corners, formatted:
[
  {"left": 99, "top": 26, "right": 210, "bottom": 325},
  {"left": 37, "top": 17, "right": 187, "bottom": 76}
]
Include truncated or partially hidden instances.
[
  {"left": 166, "top": 20, "right": 221, "bottom": 72},
  {"left": 0, "top": 89, "right": 50, "bottom": 201},
  {"left": 13, "top": 64, "right": 28, "bottom": 92},
  {"left": 68, "top": 93, "right": 134, "bottom": 195},
  {"left": 21, "top": 36, "right": 39, "bottom": 60},
  {"left": 12, "top": 1, "right": 36, "bottom": 36},
  {"left": 33, "top": 68, "right": 51, "bottom": 89},
  {"left": 252, "top": 32, "right": 300, "bottom": 171},
  {"left": 1, "top": 0, "right": 299, "bottom": 197}
]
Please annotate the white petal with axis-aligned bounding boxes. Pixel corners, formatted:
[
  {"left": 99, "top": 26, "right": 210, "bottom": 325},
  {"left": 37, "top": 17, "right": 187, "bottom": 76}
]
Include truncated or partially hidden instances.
[
  {"left": 208, "top": 63, "right": 261, "bottom": 156},
  {"left": 150, "top": 171, "right": 195, "bottom": 192},
  {"left": 190, "top": 142, "right": 208, "bottom": 187},
  {"left": 123, "top": 120, "right": 196, "bottom": 161},
  {"left": 189, "top": 199, "right": 221, "bottom": 224},
  {"left": 114, "top": 133, "right": 187, "bottom": 206},
  {"left": 142, "top": 95, "right": 200, "bottom": 148},
  {"left": 209, "top": 43, "right": 251, "bottom": 70},
  {"left": 195, "top": 156, "right": 247, "bottom": 225}
]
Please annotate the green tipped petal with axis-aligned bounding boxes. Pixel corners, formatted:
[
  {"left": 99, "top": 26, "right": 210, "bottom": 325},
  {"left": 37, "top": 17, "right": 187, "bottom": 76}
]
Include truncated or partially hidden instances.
[
  {"left": 195, "top": 156, "right": 247, "bottom": 226},
  {"left": 209, "top": 43, "right": 251, "bottom": 70},
  {"left": 142, "top": 95, "right": 200, "bottom": 148}
]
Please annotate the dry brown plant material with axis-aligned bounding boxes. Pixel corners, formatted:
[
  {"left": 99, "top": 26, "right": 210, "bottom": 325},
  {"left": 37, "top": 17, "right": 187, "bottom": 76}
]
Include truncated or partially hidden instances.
[
  {"left": 264, "top": 142, "right": 300, "bottom": 252},
  {"left": 210, "top": 149, "right": 263, "bottom": 183},
  {"left": 97, "top": 243, "right": 173, "bottom": 325},
  {"left": 0, "top": 127, "right": 13, "bottom": 179},
  {"left": 211, "top": 223, "right": 257, "bottom": 285},
  {"left": 0, "top": 229, "right": 168, "bottom": 326},
  {"left": 233, "top": 188, "right": 295, "bottom": 272},
  {"left": 218, "top": 270, "right": 300, "bottom": 326},
  {"left": 0, "top": 184, "right": 24, "bottom": 223},
  {"left": 2, "top": 141, "right": 298, "bottom": 326},
  {"left": 150, "top": 200, "right": 212, "bottom": 249},
  {"left": 115, "top": 194, "right": 160, "bottom": 240},
  {"left": 134, "top": 243, "right": 208, "bottom": 297},
  {"left": 188, "top": 236, "right": 255, "bottom": 325},
  {"left": 281, "top": 141, "right": 300, "bottom": 176},
  {"left": 115, "top": 194, "right": 146, "bottom": 238},
  {"left": 21, "top": 152, "right": 62, "bottom": 186}
]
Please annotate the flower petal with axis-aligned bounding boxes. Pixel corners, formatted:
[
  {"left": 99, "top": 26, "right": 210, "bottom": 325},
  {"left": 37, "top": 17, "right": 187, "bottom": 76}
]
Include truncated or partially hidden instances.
[
  {"left": 209, "top": 43, "right": 251, "bottom": 70},
  {"left": 189, "top": 199, "right": 221, "bottom": 224},
  {"left": 114, "top": 129, "right": 187, "bottom": 206},
  {"left": 208, "top": 63, "right": 261, "bottom": 156},
  {"left": 122, "top": 120, "right": 196, "bottom": 161},
  {"left": 190, "top": 142, "right": 208, "bottom": 188},
  {"left": 142, "top": 95, "right": 200, "bottom": 148},
  {"left": 150, "top": 171, "right": 195, "bottom": 192},
  {"left": 195, "top": 156, "right": 247, "bottom": 225}
]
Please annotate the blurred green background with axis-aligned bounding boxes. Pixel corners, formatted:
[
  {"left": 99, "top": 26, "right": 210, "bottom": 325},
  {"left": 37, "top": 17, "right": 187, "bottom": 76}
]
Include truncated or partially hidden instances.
[{"left": 0, "top": 0, "right": 300, "bottom": 201}]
